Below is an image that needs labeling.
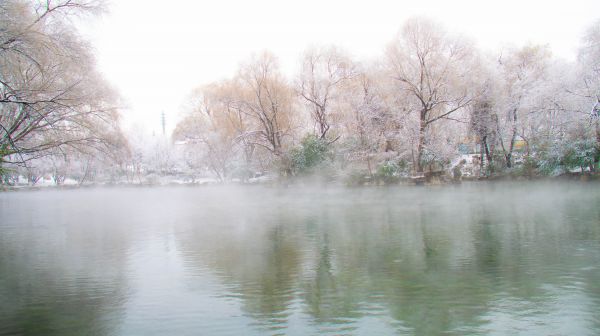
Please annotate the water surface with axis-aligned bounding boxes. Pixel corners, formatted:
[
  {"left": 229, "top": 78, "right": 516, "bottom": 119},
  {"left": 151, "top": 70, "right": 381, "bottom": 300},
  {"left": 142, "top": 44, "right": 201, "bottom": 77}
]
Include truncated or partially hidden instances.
[{"left": 1, "top": 182, "right": 599, "bottom": 335}]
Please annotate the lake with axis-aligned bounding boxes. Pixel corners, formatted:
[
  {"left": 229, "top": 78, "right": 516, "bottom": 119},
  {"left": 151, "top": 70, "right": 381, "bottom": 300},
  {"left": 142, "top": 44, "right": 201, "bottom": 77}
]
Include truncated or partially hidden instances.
[{"left": 1, "top": 182, "right": 599, "bottom": 335}]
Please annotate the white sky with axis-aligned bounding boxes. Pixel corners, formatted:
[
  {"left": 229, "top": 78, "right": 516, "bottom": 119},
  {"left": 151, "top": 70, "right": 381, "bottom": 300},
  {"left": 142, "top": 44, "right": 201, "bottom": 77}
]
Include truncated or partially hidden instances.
[{"left": 81, "top": 0, "right": 600, "bottom": 135}]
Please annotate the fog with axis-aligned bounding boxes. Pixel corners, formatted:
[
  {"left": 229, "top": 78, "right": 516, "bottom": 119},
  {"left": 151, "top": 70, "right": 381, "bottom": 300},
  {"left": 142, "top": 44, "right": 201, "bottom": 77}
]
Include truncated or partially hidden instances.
[
  {"left": 87, "top": 0, "right": 600, "bottom": 134},
  {"left": 2, "top": 1, "right": 600, "bottom": 335},
  {"left": 1, "top": 182, "right": 600, "bottom": 334}
]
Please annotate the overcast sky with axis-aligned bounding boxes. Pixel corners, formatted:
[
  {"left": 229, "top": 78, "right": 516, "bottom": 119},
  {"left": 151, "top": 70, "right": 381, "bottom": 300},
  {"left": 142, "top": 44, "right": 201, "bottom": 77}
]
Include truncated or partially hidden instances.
[{"left": 81, "top": 0, "right": 600, "bottom": 135}]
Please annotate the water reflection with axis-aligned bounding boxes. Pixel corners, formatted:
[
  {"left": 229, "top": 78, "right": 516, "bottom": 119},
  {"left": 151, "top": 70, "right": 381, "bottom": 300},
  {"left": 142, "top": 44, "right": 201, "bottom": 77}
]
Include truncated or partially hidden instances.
[
  {"left": 172, "top": 183, "right": 600, "bottom": 335},
  {"left": 1, "top": 182, "right": 599, "bottom": 335},
  {"left": 0, "top": 190, "right": 133, "bottom": 335}
]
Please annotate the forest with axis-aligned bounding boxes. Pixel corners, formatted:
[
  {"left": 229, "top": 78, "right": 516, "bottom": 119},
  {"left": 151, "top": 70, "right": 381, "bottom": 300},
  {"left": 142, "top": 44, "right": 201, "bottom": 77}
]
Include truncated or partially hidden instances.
[{"left": 1, "top": 0, "right": 599, "bottom": 186}]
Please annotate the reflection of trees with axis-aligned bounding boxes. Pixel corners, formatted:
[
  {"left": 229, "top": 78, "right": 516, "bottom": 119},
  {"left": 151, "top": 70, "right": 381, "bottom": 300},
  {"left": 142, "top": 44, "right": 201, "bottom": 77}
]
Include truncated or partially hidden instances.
[
  {"left": 3, "top": 185, "right": 597, "bottom": 334},
  {"left": 0, "top": 191, "right": 133, "bottom": 336},
  {"left": 174, "top": 185, "right": 600, "bottom": 335},
  {"left": 242, "top": 223, "right": 301, "bottom": 328},
  {"left": 176, "top": 204, "right": 304, "bottom": 333},
  {"left": 301, "top": 199, "right": 496, "bottom": 335}
]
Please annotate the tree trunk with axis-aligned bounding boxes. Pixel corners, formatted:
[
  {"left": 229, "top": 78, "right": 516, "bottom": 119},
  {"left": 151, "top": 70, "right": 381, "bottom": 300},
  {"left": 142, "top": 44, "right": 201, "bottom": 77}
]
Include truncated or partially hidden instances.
[
  {"left": 416, "top": 118, "right": 426, "bottom": 173},
  {"left": 78, "top": 158, "right": 92, "bottom": 186},
  {"left": 595, "top": 118, "right": 600, "bottom": 170},
  {"left": 480, "top": 138, "right": 485, "bottom": 176},
  {"left": 483, "top": 137, "right": 494, "bottom": 175},
  {"left": 504, "top": 108, "right": 518, "bottom": 169}
]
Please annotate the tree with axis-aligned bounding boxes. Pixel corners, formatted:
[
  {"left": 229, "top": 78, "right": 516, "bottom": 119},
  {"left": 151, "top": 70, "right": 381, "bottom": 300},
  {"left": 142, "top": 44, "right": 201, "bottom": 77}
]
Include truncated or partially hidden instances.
[
  {"left": 337, "top": 68, "right": 398, "bottom": 176},
  {"left": 173, "top": 53, "right": 299, "bottom": 182},
  {"left": 494, "top": 45, "right": 551, "bottom": 168},
  {"left": 237, "top": 52, "right": 296, "bottom": 157},
  {"left": 0, "top": 0, "right": 123, "bottom": 169},
  {"left": 297, "top": 46, "right": 355, "bottom": 141},
  {"left": 173, "top": 84, "right": 241, "bottom": 181},
  {"left": 576, "top": 19, "right": 600, "bottom": 168},
  {"left": 469, "top": 62, "right": 503, "bottom": 175},
  {"left": 386, "top": 17, "right": 474, "bottom": 173}
]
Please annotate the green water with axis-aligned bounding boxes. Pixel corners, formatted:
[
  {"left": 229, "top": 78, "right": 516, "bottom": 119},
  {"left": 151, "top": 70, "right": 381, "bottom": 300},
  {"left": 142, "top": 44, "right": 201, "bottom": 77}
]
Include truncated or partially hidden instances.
[{"left": 1, "top": 182, "right": 599, "bottom": 335}]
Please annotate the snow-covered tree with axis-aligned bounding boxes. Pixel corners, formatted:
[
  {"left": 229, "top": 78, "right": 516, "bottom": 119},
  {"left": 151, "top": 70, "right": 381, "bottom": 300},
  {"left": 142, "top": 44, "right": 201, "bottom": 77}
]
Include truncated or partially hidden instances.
[
  {"left": 385, "top": 17, "right": 475, "bottom": 173},
  {"left": 297, "top": 46, "right": 356, "bottom": 141},
  {"left": 0, "top": 0, "right": 124, "bottom": 168}
]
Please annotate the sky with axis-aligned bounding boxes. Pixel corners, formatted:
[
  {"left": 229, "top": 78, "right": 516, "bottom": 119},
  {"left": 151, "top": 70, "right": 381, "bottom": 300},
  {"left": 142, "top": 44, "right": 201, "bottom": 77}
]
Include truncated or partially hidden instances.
[{"left": 81, "top": 0, "right": 600, "bottom": 135}]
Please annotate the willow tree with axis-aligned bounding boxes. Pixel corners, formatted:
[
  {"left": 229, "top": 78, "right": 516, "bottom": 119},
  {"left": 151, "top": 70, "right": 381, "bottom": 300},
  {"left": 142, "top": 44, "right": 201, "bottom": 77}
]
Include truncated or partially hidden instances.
[
  {"left": 174, "top": 53, "right": 297, "bottom": 179},
  {"left": 237, "top": 52, "right": 296, "bottom": 157},
  {"left": 174, "top": 82, "right": 249, "bottom": 181},
  {"left": 386, "top": 17, "right": 474, "bottom": 173},
  {"left": 0, "top": 0, "right": 123, "bottom": 168}
]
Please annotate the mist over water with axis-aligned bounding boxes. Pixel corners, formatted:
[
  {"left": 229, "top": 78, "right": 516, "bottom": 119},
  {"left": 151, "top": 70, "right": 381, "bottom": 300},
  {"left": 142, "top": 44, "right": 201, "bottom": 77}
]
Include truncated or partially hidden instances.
[{"left": 1, "top": 182, "right": 599, "bottom": 335}]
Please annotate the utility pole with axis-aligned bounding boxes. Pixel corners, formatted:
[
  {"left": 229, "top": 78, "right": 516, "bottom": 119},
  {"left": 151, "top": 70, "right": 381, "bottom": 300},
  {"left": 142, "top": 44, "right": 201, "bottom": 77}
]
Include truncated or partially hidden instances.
[{"left": 161, "top": 111, "right": 166, "bottom": 136}]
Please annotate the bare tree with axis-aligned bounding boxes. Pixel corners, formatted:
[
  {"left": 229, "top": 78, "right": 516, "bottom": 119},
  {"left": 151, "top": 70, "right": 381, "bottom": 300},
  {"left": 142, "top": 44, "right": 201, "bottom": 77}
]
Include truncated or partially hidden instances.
[
  {"left": 386, "top": 17, "right": 474, "bottom": 173},
  {"left": 237, "top": 52, "right": 296, "bottom": 157},
  {"left": 0, "top": 0, "right": 122, "bottom": 168},
  {"left": 577, "top": 20, "right": 600, "bottom": 166},
  {"left": 173, "top": 84, "right": 241, "bottom": 181},
  {"left": 297, "top": 46, "right": 355, "bottom": 141},
  {"left": 495, "top": 45, "right": 550, "bottom": 168},
  {"left": 335, "top": 68, "right": 398, "bottom": 174},
  {"left": 470, "top": 92, "right": 498, "bottom": 174}
]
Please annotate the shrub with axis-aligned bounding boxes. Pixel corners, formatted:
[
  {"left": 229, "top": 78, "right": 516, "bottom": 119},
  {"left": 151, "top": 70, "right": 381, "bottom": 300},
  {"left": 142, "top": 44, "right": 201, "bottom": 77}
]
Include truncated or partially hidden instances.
[
  {"left": 287, "top": 135, "right": 331, "bottom": 176},
  {"left": 342, "top": 168, "right": 371, "bottom": 186},
  {"left": 538, "top": 138, "right": 597, "bottom": 175},
  {"left": 375, "top": 160, "right": 405, "bottom": 184},
  {"left": 512, "top": 155, "right": 538, "bottom": 178},
  {"left": 562, "top": 139, "right": 597, "bottom": 171}
]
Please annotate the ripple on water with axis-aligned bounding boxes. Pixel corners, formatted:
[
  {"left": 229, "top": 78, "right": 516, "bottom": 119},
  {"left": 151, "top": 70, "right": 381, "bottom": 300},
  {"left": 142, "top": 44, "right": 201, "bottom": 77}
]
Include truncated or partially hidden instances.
[{"left": 1, "top": 184, "right": 600, "bottom": 335}]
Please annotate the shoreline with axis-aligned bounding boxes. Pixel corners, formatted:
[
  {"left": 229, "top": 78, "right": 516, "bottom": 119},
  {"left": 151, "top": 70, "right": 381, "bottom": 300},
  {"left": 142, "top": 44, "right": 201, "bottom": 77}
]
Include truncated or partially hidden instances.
[{"left": 1, "top": 172, "right": 598, "bottom": 192}]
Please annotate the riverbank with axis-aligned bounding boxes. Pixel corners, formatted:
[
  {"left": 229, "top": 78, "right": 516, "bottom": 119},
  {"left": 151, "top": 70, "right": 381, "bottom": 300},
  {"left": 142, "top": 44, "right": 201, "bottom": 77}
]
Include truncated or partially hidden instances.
[{"left": 2, "top": 171, "right": 599, "bottom": 192}]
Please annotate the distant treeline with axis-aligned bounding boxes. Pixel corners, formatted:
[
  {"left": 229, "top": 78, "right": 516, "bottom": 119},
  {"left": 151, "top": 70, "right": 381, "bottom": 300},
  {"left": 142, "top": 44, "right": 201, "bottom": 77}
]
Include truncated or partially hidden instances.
[{"left": 171, "top": 18, "right": 600, "bottom": 183}]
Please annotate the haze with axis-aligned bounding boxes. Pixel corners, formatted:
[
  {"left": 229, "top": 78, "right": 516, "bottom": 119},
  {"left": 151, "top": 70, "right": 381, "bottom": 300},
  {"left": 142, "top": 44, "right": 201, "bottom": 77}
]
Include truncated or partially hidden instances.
[
  {"left": 2, "top": 183, "right": 600, "bottom": 334},
  {"left": 84, "top": 0, "right": 600, "bottom": 134}
]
